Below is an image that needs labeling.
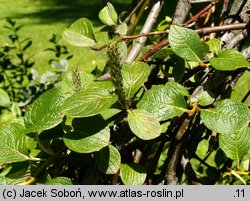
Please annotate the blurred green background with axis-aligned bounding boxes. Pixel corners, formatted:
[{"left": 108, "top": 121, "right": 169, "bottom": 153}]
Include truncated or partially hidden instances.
[{"left": 0, "top": 0, "right": 132, "bottom": 74}]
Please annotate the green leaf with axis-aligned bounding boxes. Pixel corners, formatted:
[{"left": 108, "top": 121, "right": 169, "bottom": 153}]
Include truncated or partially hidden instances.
[
  {"left": 206, "top": 38, "right": 222, "bottom": 55},
  {"left": 0, "top": 176, "right": 13, "bottom": 185},
  {"left": 157, "top": 16, "right": 172, "bottom": 31},
  {"left": 122, "top": 61, "right": 151, "bottom": 98},
  {"left": 196, "top": 90, "right": 215, "bottom": 106},
  {"left": 100, "top": 108, "right": 122, "bottom": 120},
  {"left": 137, "top": 82, "right": 188, "bottom": 121},
  {"left": 201, "top": 99, "right": 250, "bottom": 134},
  {"left": 59, "top": 72, "right": 95, "bottom": 98},
  {"left": 127, "top": 109, "right": 161, "bottom": 140},
  {"left": 62, "top": 18, "right": 96, "bottom": 47},
  {"left": 192, "top": 86, "right": 215, "bottom": 106},
  {"left": 117, "top": 41, "right": 128, "bottom": 62},
  {"left": 0, "top": 123, "right": 29, "bottom": 163},
  {"left": 219, "top": 126, "right": 250, "bottom": 160},
  {"left": 172, "top": 57, "right": 185, "bottom": 82},
  {"left": 120, "top": 163, "right": 147, "bottom": 185},
  {"left": 169, "top": 25, "right": 205, "bottom": 61},
  {"left": 91, "top": 80, "right": 115, "bottom": 91},
  {"left": 165, "top": 81, "right": 189, "bottom": 96},
  {"left": 202, "top": 41, "right": 209, "bottom": 55},
  {"left": 95, "top": 145, "right": 121, "bottom": 174},
  {"left": 1, "top": 161, "right": 29, "bottom": 179},
  {"left": 99, "top": 2, "right": 118, "bottom": 26},
  {"left": 115, "top": 22, "right": 128, "bottom": 34},
  {"left": 0, "top": 88, "right": 11, "bottom": 108},
  {"left": 61, "top": 87, "right": 117, "bottom": 118},
  {"left": 63, "top": 115, "right": 110, "bottom": 153},
  {"left": 24, "top": 88, "right": 65, "bottom": 132},
  {"left": 47, "top": 177, "right": 73, "bottom": 185},
  {"left": 210, "top": 49, "right": 250, "bottom": 71}
]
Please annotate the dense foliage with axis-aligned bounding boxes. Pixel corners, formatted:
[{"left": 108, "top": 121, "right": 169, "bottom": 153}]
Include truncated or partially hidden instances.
[{"left": 0, "top": 0, "right": 250, "bottom": 185}]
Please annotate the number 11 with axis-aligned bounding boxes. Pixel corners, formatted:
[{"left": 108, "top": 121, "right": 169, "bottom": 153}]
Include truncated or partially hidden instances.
[{"left": 235, "top": 189, "right": 245, "bottom": 198}]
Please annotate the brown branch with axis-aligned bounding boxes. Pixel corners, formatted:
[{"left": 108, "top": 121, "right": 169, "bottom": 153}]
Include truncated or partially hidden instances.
[
  {"left": 127, "top": 0, "right": 150, "bottom": 36},
  {"left": 184, "top": 1, "right": 216, "bottom": 26},
  {"left": 137, "top": 0, "right": 191, "bottom": 62},
  {"left": 120, "top": 23, "right": 250, "bottom": 39},
  {"left": 119, "top": 31, "right": 169, "bottom": 39},
  {"left": 124, "top": 0, "right": 146, "bottom": 24},
  {"left": 139, "top": 38, "right": 169, "bottom": 62},
  {"left": 196, "top": 23, "right": 250, "bottom": 34},
  {"left": 218, "top": 0, "right": 230, "bottom": 26},
  {"left": 123, "top": 22, "right": 250, "bottom": 61}
]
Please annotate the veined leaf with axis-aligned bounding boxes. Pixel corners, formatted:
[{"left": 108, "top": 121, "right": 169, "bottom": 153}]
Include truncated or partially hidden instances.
[
  {"left": 0, "top": 176, "right": 13, "bottom": 185},
  {"left": 165, "top": 81, "right": 189, "bottom": 96},
  {"left": 201, "top": 99, "right": 250, "bottom": 134},
  {"left": 0, "top": 88, "right": 11, "bottom": 108},
  {"left": 219, "top": 125, "right": 250, "bottom": 160},
  {"left": 137, "top": 82, "right": 188, "bottom": 121},
  {"left": 95, "top": 145, "right": 121, "bottom": 174},
  {"left": 206, "top": 38, "right": 222, "bottom": 56},
  {"left": 0, "top": 123, "right": 29, "bottom": 163},
  {"left": 47, "top": 177, "right": 73, "bottom": 185},
  {"left": 62, "top": 18, "right": 96, "bottom": 47},
  {"left": 59, "top": 72, "right": 95, "bottom": 98},
  {"left": 115, "top": 22, "right": 128, "bottom": 34},
  {"left": 61, "top": 87, "right": 117, "bottom": 118},
  {"left": 169, "top": 25, "right": 206, "bottom": 61},
  {"left": 127, "top": 109, "right": 161, "bottom": 140},
  {"left": 99, "top": 2, "right": 118, "bottom": 26},
  {"left": 210, "top": 49, "right": 250, "bottom": 71},
  {"left": 120, "top": 163, "right": 147, "bottom": 185},
  {"left": 64, "top": 116, "right": 110, "bottom": 153},
  {"left": 24, "top": 88, "right": 65, "bottom": 133},
  {"left": 192, "top": 86, "right": 215, "bottom": 106},
  {"left": 122, "top": 61, "right": 151, "bottom": 98},
  {"left": 196, "top": 90, "right": 215, "bottom": 106},
  {"left": 100, "top": 108, "right": 122, "bottom": 120}
]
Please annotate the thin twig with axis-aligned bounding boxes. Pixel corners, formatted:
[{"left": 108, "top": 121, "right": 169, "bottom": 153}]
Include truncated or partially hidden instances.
[
  {"left": 139, "top": 38, "right": 169, "bottom": 62},
  {"left": 138, "top": 0, "right": 192, "bottom": 62},
  {"left": 184, "top": 1, "right": 217, "bottom": 26},
  {"left": 124, "top": 0, "right": 146, "bottom": 24},
  {"left": 125, "top": 1, "right": 164, "bottom": 63},
  {"left": 120, "top": 23, "right": 250, "bottom": 39},
  {"left": 124, "top": 22, "right": 249, "bottom": 62},
  {"left": 127, "top": 0, "right": 150, "bottom": 36},
  {"left": 189, "top": 0, "right": 213, "bottom": 2}
]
